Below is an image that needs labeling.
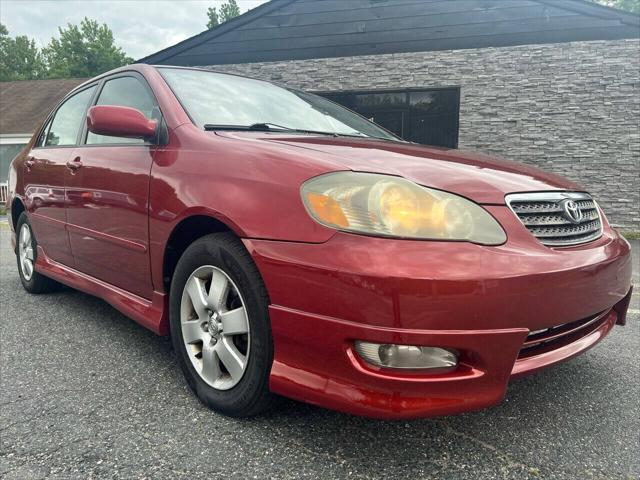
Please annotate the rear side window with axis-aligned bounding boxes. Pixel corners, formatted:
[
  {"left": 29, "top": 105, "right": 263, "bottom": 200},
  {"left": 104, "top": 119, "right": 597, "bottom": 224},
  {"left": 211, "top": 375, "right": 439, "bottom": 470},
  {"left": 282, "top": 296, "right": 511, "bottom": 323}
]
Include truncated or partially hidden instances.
[
  {"left": 86, "top": 76, "right": 158, "bottom": 145},
  {"left": 45, "top": 86, "right": 97, "bottom": 146}
]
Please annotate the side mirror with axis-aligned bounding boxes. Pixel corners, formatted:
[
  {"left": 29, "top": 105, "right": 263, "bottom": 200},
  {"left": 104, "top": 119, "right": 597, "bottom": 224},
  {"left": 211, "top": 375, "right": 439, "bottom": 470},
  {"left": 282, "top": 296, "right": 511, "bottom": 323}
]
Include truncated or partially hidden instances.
[{"left": 87, "top": 105, "right": 157, "bottom": 139}]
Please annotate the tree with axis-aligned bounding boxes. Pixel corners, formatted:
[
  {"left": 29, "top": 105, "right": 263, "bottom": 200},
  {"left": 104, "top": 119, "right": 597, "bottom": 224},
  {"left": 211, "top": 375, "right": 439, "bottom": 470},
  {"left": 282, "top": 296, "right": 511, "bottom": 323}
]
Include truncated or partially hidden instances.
[
  {"left": 207, "top": 0, "right": 241, "bottom": 29},
  {"left": 43, "top": 18, "right": 132, "bottom": 79},
  {"left": 590, "top": 0, "right": 640, "bottom": 13},
  {"left": 0, "top": 23, "right": 47, "bottom": 81},
  {"left": 220, "top": 0, "right": 241, "bottom": 21},
  {"left": 206, "top": 7, "right": 220, "bottom": 28}
]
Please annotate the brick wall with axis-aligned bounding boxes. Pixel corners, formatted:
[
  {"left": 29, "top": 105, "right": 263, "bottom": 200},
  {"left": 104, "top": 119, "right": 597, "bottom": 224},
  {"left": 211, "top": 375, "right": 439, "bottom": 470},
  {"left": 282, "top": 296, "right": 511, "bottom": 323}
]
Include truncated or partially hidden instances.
[{"left": 205, "top": 39, "right": 640, "bottom": 229}]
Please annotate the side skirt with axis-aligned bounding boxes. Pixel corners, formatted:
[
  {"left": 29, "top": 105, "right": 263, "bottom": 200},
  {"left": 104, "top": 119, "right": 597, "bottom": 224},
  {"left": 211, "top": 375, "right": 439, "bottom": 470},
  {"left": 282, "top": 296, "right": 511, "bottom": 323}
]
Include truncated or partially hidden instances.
[{"left": 34, "top": 246, "right": 169, "bottom": 335}]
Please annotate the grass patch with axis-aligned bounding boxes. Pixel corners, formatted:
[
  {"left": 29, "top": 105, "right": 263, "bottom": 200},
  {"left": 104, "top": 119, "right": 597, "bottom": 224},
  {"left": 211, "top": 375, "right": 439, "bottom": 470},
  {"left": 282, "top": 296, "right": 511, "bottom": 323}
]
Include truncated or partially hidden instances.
[
  {"left": 621, "top": 231, "right": 640, "bottom": 240},
  {"left": 0, "top": 206, "right": 6, "bottom": 216}
]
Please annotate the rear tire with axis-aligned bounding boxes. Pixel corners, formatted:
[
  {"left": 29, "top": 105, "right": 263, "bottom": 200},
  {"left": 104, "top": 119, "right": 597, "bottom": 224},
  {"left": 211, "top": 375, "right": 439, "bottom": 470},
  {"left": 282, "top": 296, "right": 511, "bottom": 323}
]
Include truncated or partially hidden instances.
[
  {"left": 15, "top": 212, "right": 59, "bottom": 294},
  {"left": 169, "top": 232, "right": 277, "bottom": 417}
]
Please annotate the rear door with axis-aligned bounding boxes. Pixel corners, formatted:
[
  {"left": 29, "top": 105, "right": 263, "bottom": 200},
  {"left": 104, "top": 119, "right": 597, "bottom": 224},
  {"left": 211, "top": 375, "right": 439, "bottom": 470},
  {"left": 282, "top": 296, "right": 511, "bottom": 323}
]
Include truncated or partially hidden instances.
[
  {"left": 65, "top": 73, "right": 160, "bottom": 299},
  {"left": 24, "top": 85, "right": 97, "bottom": 267}
]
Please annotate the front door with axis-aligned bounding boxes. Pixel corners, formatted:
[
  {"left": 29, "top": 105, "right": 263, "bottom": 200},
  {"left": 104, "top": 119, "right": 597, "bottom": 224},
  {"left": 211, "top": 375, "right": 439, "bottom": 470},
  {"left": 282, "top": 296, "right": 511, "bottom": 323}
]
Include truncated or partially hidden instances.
[
  {"left": 65, "top": 74, "right": 160, "bottom": 299},
  {"left": 24, "top": 85, "right": 98, "bottom": 267}
]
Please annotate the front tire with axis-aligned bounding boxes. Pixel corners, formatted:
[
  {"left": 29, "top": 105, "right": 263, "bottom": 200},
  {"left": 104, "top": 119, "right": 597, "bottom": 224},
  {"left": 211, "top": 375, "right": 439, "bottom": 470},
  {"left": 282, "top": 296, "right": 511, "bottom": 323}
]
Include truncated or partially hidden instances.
[
  {"left": 169, "top": 232, "right": 276, "bottom": 417},
  {"left": 15, "top": 212, "right": 58, "bottom": 294}
]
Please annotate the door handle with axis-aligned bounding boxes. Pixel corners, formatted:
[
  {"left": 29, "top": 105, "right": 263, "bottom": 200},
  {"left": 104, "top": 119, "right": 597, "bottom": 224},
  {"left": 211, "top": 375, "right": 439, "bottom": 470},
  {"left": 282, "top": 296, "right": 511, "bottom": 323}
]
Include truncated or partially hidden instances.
[
  {"left": 66, "top": 157, "right": 83, "bottom": 172},
  {"left": 25, "top": 157, "right": 35, "bottom": 170}
]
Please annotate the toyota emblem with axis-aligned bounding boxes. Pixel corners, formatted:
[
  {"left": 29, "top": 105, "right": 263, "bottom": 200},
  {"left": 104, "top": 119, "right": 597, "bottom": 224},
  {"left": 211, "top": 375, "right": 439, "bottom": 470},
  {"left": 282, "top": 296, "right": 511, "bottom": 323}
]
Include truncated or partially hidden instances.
[{"left": 561, "top": 199, "right": 583, "bottom": 224}]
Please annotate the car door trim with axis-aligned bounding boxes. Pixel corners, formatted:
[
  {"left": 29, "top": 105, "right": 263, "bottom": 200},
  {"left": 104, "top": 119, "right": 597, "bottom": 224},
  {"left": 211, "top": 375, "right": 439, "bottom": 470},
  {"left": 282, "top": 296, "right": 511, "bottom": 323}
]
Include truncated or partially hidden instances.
[
  {"left": 66, "top": 222, "right": 148, "bottom": 253},
  {"left": 31, "top": 212, "right": 66, "bottom": 226},
  {"left": 32, "top": 213, "right": 147, "bottom": 253}
]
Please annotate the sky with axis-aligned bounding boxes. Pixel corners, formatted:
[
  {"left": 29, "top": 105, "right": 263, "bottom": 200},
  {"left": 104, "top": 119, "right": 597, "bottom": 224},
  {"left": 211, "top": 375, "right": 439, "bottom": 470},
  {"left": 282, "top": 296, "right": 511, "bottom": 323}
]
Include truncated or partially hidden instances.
[{"left": 0, "top": 0, "right": 268, "bottom": 59}]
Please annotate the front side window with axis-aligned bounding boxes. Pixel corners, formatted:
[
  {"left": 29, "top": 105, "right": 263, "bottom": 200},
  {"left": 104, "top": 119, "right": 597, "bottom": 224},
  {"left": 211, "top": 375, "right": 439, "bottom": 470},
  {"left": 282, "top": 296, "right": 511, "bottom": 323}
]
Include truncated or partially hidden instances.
[
  {"left": 45, "top": 86, "right": 97, "bottom": 146},
  {"left": 86, "top": 76, "right": 158, "bottom": 145},
  {"left": 159, "top": 68, "right": 398, "bottom": 141}
]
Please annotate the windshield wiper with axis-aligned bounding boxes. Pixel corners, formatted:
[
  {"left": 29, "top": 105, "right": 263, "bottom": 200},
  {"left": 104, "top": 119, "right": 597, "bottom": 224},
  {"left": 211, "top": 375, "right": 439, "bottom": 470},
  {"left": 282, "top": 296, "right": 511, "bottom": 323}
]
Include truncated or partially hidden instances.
[
  {"left": 248, "top": 122, "right": 296, "bottom": 131},
  {"left": 204, "top": 122, "right": 338, "bottom": 136},
  {"left": 256, "top": 124, "right": 396, "bottom": 141},
  {"left": 204, "top": 122, "right": 394, "bottom": 141}
]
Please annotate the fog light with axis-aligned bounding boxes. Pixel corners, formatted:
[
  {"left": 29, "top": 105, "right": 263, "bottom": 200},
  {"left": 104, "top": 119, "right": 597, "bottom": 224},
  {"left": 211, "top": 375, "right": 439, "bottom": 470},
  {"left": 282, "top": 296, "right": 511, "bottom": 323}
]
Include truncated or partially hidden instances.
[{"left": 354, "top": 341, "right": 458, "bottom": 371}]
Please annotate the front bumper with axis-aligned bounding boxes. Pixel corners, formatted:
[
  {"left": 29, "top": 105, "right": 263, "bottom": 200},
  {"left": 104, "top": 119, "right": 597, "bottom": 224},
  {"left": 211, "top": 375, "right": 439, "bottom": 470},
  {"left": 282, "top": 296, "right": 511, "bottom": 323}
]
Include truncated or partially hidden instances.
[{"left": 244, "top": 208, "right": 633, "bottom": 419}]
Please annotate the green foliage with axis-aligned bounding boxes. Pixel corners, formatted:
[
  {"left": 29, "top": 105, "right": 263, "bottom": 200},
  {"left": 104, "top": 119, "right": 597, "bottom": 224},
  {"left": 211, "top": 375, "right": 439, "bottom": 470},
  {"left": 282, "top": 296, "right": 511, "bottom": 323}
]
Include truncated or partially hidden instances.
[
  {"left": 207, "top": 7, "right": 220, "bottom": 28},
  {"left": 207, "top": 0, "right": 241, "bottom": 29},
  {"left": 0, "top": 19, "right": 131, "bottom": 81},
  {"left": 43, "top": 18, "right": 132, "bottom": 79},
  {"left": 621, "top": 231, "right": 640, "bottom": 240},
  {"left": 590, "top": 0, "right": 640, "bottom": 13},
  {"left": 220, "top": 0, "right": 241, "bottom": 22},
  {"left": 0, "top": 23, "right": 47, "bottom": 81}
]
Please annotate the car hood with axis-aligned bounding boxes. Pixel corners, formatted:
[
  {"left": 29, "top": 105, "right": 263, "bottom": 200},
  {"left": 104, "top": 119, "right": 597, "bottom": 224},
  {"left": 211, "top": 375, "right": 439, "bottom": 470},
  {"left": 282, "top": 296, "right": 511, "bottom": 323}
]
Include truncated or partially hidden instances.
[{"left": 216, "top": 132, "right": 582, "bottom": 204}]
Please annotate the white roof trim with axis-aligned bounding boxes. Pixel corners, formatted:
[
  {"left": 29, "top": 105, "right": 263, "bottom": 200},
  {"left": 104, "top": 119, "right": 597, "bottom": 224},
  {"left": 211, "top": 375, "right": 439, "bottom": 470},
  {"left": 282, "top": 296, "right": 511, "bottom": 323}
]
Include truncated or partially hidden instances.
[{"left": 0, "top": 133, "right": 32, "bottom": 145}]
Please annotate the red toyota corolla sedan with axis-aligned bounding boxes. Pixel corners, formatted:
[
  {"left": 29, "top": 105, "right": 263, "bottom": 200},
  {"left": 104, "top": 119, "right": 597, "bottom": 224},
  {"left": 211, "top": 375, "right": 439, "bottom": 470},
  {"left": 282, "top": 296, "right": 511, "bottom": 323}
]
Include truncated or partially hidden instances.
[{"left": 7, "top": 65, "right": 633, "bottom": 419}]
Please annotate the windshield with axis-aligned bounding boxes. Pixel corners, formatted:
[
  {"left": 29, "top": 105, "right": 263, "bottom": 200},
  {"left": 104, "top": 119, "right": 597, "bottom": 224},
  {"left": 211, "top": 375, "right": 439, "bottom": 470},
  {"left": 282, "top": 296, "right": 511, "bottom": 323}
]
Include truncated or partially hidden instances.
[{"left": 158, "top": 67, "right": 399, "bottom": 141}]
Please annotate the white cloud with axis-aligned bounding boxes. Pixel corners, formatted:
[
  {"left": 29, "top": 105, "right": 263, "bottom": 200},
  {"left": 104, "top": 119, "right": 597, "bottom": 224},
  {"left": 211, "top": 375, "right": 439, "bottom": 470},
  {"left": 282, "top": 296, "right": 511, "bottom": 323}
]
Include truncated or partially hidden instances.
[{"left": 0, "top": 0, "right": 268, "bottom": 59}]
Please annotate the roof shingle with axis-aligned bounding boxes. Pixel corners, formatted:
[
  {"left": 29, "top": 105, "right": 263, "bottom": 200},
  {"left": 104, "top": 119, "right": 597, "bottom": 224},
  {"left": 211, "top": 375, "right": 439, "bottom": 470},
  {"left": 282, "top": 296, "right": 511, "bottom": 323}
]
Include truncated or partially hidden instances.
[{"left": 0, "top": 78, "right": 88, "bottom": 135}]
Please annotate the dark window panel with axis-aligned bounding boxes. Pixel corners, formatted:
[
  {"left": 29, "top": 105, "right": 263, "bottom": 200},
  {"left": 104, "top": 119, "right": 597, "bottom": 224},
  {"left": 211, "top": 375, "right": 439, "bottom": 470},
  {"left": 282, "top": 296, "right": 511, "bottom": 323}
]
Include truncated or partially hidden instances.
[
  {"left": 321, "top": 88, "right": 460, "bottom": 148},
  {"left": 367, "top": 111, "right": 404, "bottom": 138},
  {"left": 354, "top": 92, "right": 407, "bottom": 109}
]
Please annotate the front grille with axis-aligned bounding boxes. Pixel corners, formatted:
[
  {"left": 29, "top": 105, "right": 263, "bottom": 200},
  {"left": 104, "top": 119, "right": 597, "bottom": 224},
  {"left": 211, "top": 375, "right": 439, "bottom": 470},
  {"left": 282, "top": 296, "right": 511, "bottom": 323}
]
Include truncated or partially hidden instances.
[
  {"left": 506, "top": 192, "right": 603, "bottom": 247},
  {"left": 518, "top": 309, "right": 612, "bottom": 359}
]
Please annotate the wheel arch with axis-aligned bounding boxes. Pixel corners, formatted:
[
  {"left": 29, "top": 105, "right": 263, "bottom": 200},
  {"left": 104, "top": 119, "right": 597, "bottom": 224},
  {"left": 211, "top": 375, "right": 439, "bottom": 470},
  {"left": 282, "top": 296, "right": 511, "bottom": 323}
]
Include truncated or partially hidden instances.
[
  {"left": 162, "top": 213, "right": 240, "bottom": 292},
  {"left": 10, "top": 197, "right": 26, "bottom": 232}
]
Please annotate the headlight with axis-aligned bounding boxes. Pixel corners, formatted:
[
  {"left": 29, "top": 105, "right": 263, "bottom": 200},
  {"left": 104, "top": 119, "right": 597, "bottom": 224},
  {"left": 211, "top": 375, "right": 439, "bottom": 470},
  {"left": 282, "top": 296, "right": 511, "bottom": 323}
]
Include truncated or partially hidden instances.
[{"left": 301, "top": 172, "right": 506, "bottom": 245}]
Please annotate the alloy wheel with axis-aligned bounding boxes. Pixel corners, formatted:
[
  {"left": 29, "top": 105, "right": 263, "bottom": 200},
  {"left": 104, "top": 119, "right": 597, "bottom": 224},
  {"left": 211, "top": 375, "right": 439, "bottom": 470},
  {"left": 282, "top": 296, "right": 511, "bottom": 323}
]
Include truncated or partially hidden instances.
[
  {"left": 18, "top": 223, "right": 34, "bottom": 281},
  {"left": 180, "top": 265, "right": 250, "bottom": 390}
]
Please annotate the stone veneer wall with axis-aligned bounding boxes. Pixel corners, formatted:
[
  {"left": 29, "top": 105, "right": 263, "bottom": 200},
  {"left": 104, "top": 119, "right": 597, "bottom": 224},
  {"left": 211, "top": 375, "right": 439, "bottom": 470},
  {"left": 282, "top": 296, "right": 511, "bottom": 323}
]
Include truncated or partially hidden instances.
[{"left": 205, "top": 39, "right": 640, "bottom": 229}]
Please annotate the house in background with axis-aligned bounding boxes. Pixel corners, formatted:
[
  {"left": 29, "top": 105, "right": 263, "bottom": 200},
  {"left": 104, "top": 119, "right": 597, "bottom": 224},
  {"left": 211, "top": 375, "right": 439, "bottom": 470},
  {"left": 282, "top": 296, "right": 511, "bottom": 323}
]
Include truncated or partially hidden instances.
[
  {"left": 0, "top": 78, "right": 86, "bottom": 201},
  {"left": 140, "top": 0, "right": 640, "bottom": 230}
]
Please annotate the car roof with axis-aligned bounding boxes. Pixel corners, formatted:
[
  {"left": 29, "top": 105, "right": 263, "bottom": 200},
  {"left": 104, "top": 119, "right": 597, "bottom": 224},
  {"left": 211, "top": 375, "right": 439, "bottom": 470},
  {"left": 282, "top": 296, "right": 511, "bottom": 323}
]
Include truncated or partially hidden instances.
[{"left": 69, "top": 63, "right": 280, "bottom": 96}]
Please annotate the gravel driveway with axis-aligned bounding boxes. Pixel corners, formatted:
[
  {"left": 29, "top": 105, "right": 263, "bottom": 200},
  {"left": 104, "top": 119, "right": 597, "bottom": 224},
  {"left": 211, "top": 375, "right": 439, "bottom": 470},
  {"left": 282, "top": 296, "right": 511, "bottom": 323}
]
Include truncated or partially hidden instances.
[{"left": 1, "top": 225, "right": 638, "bottom": 479}]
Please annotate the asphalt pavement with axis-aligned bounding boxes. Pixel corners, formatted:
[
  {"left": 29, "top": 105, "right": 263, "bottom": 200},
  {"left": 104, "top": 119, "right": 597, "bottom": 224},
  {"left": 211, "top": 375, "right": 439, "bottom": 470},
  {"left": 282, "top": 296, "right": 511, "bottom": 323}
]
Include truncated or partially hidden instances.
[{"left": 1, "top": 225, "right": 638, "bottom": 479}]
